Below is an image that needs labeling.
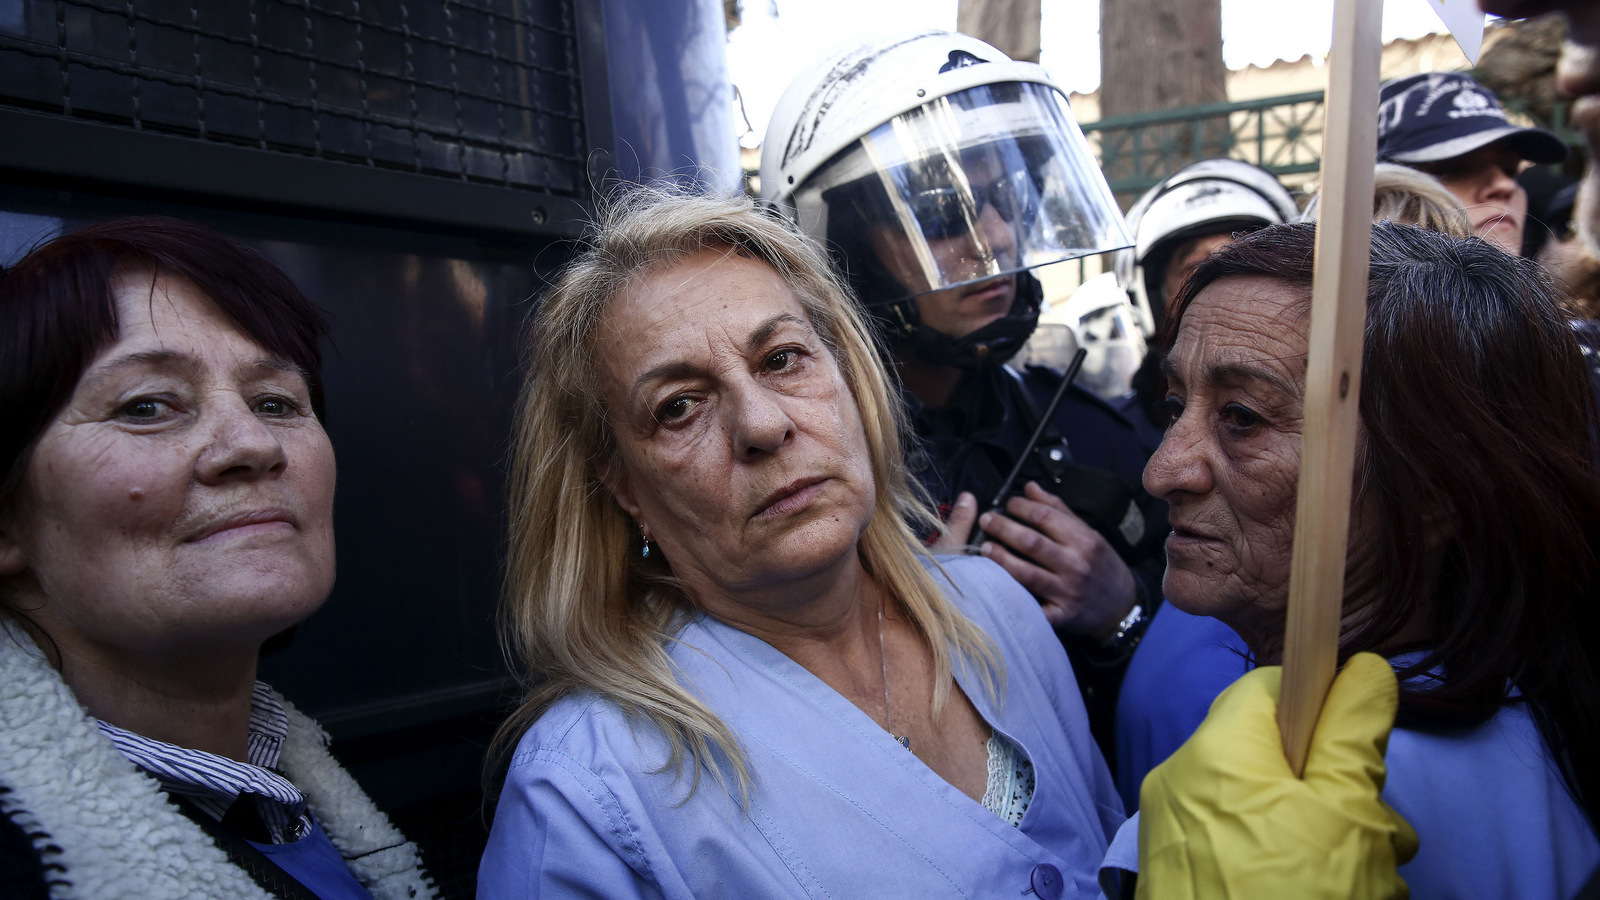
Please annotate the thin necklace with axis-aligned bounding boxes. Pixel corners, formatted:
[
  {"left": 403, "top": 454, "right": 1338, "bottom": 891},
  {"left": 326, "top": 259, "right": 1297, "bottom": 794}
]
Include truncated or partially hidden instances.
[{"left": 878, "top": 595, "right": 911, "bottom": 750}]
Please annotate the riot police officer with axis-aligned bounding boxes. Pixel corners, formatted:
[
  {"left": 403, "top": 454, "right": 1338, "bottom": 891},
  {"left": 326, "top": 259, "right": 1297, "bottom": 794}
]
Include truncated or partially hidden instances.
[{"left": 761, "top": 31, "right": 1164, "bottom": 755}]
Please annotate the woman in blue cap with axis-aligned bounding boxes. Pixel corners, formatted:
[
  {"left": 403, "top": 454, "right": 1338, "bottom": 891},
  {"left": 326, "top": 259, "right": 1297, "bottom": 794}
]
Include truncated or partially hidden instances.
[{"left": 1376, "top": 71, "right": 1569, "bottom": 255}]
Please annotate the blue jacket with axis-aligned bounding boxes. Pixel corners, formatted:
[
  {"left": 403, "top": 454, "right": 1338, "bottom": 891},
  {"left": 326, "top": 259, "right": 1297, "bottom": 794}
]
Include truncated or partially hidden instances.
[
  {"left": 478, "top": 556, "right": 1125, "bottom": 899},
  {"left": 1113, "top": 603, "right": 1248, "bottom": 812},
  {"left": 1107, "top": 615, "right": 1600, "bottom": 898},
  {"left": 1104, "top": 697, "right": 1600, "bottom": 899},
  {"left": 1382, "top": 686, "right": 1599, "bottom": 898}
]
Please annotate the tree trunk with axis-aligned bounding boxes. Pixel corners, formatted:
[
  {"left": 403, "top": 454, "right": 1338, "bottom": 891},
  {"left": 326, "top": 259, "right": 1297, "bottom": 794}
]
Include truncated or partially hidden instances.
[
  {"left": 1099, "top": 0, "right": 1225, "bottom": 117},
  {"left": 957, "top": 0, "right": 1041, "bottom": 63},
  {"left": 1099, "top": 0, "right": 1226, "bottom": 198}
]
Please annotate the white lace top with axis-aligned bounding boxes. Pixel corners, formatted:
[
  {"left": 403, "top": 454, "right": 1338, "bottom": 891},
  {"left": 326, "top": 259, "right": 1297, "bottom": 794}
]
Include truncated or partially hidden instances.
[{"left": 980, "top": 731, "right": 1036, "bottom": 827}]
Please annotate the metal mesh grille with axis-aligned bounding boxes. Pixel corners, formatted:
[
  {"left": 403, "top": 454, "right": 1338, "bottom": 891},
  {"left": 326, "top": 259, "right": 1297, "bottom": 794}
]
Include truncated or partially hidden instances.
[{"left": 0, "top": 0, "right": 588, "bottom": 196}]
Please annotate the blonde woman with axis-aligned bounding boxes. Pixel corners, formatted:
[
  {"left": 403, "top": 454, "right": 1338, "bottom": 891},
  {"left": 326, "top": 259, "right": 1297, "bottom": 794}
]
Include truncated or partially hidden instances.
[
  {"left": 477, "top": 186, "right": 1123, "bottom": 898},
  {"left": 1299, "top": 163, "right": 1473, "bottom": 236}
]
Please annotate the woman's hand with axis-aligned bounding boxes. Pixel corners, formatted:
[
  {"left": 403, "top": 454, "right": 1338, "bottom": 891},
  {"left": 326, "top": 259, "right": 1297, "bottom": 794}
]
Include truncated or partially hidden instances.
[
  {"left": 1136, "top": 652, "right": 1419, "bottom": 900},
  {"left": 950, "top": 482, "right": 1138, "bottom": 638}
]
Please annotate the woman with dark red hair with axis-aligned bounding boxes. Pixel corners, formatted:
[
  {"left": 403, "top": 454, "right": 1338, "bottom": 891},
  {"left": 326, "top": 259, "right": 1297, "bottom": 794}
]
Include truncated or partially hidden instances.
[{"left": 0, "top": 219, "right": 435, "bottom": 899}]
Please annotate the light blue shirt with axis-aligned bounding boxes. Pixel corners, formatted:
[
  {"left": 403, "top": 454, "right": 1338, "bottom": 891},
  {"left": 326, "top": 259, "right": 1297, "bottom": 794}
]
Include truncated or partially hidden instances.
[
  {"left": 478, "top": 556, "right": 1124, "bottom": 899},
  {"left": 1383, "top": 701, "right": 1599, "bottom": 899}
]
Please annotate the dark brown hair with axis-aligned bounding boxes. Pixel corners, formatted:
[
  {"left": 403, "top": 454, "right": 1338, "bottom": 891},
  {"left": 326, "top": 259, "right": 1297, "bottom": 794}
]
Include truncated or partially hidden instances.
[
  {"left": 1163, "top": 220, "right": 1600, "bottom": 827},
  {"left": 0, "top": 217, "right": 329, "bottom": 504}
]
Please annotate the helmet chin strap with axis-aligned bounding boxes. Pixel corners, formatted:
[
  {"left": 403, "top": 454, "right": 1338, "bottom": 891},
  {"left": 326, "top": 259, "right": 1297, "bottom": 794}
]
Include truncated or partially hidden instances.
[{"left": 885, "top": 272, "right": 1045, "bottom": 370}]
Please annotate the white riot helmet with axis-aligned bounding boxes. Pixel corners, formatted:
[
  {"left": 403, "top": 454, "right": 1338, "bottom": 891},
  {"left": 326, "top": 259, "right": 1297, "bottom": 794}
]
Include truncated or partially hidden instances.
[
  {"left": 761, "top": 31, "right": 1130, "bottom": 368},
  {"left": 1113, "top": 159, "right": 1298, "bottom": 336}
]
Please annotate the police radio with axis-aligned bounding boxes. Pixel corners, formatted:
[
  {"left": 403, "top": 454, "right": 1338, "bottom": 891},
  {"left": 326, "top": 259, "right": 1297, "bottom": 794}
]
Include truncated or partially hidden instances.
[{"left": 966, "top": 348, "right": 1146, "bottom": 560}]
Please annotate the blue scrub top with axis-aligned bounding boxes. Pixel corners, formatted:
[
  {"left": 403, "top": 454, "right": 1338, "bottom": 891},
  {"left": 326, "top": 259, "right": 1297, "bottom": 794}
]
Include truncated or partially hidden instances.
[
  {"left": 478, "top": 556, "right": 1125, "bottom": 899},
  {"left": 1108, "top": 616, "right": 1600, "bottom": 897}
]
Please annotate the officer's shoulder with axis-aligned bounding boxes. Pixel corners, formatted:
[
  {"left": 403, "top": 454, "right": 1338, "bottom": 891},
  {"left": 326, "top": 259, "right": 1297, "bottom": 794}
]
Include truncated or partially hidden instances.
[
  {"left": 1012, "top": 363, "right": 1164, "bottom": 443},
  {"left": 1016, "top": 363, "right": 1115, "bottom": 411}
]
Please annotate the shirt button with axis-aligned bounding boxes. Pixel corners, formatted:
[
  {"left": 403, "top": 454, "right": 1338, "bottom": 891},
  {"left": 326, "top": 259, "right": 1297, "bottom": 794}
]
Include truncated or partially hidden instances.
[{"left": 1030, "top": 863, "right": 1063, "bottom": 900}]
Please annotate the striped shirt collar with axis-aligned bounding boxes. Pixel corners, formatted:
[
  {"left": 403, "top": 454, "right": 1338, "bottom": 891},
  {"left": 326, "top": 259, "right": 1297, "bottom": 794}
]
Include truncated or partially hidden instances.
[{"left": 97, "top": 682, "right": 310, "bottom": 843}]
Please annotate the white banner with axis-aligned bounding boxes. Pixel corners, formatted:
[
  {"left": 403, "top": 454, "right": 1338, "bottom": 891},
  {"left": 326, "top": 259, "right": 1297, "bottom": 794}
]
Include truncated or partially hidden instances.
[{"left": 1425, "top": 0, "right": 1487, "bottom": 65}]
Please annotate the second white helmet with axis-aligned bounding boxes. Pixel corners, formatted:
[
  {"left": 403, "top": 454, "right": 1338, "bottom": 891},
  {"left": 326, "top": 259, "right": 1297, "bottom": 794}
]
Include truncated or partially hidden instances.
[{"left": 1114, "top": 159, "right": 1299, "bottom": 335}]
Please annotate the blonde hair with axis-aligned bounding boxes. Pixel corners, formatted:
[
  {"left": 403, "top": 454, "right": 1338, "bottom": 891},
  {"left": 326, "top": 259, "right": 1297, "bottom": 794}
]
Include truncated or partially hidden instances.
[
  {"left": 1299, "top": 163, "right": 1473, "bottom": 237},
  {"left": 494, "top": 184, "right": 1001, "bottom": 800}
]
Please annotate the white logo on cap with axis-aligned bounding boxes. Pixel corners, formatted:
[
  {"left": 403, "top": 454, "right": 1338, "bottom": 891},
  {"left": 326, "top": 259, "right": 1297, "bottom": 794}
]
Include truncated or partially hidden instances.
[
  {"left": 1414, "top": 78, "right": 1463, "bottom": 117},
  {"left": 1447, "top": 89, "right": 1506, "bottom": 120}
]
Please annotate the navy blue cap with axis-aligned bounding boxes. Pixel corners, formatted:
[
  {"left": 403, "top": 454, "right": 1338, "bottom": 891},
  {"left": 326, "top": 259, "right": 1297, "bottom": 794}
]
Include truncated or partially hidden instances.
[{"left": 1376, "top": 72, "right": 1568, "bottom": 166}]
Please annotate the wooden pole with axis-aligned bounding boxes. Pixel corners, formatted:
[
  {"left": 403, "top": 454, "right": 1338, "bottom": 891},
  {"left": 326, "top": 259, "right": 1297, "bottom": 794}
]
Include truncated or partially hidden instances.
[{"left": 1278, "top": 0, "right": 1384, "bottom": 777}]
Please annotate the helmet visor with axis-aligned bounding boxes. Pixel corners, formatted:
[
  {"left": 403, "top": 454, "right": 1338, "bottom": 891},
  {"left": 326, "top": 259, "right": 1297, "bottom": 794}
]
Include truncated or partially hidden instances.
[{"left": 795, "top": 81, "right": 1130, "bottom": 303}]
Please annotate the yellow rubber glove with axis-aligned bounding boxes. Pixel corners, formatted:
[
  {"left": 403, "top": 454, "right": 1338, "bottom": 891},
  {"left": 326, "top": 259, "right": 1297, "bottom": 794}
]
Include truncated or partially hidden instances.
[{"left": 1136, "top": 652, "right": 1419, "bottom": 900}]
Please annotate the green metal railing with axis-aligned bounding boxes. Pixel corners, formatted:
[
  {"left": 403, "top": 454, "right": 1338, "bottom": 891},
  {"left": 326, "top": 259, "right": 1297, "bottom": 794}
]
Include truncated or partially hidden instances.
[
  {"left": 1067, "top": 87, "right": 1586, "bottom": 282},
  {"left": 1080, "top": 90, "right": 1329, "bottom": 196},
  {"left": 1079, "top": 87, "right": 1585, "bottom": 199}
]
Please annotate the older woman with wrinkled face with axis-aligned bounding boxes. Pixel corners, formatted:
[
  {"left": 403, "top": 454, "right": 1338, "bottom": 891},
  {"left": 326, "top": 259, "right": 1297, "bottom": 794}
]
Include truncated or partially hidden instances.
[
  {"left": 1141, "top": 221, "right": 1600, "bottom": 898},
  {"left": 478, "top": 187, "right": 1127, "bottom": 899}
]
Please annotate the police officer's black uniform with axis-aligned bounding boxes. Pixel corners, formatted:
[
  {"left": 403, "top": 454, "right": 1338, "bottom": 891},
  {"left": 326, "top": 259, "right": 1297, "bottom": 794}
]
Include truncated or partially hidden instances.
[{"left": 884, "top": 275, "right": 1168, "bottom": 764}]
